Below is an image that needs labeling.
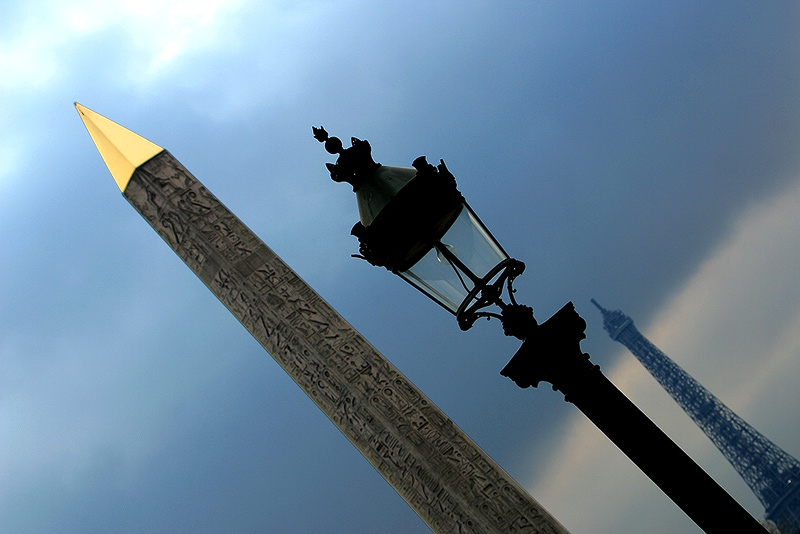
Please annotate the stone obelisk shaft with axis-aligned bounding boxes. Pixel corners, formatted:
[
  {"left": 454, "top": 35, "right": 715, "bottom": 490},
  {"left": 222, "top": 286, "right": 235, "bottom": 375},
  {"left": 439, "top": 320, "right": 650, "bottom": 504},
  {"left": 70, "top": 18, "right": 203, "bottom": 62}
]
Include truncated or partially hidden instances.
[
  {"left": 76, "top": 102, "right": 568, "bottom": 533},
  {"left": 123, "top": 151, "right": 567, "bottom": 533}
]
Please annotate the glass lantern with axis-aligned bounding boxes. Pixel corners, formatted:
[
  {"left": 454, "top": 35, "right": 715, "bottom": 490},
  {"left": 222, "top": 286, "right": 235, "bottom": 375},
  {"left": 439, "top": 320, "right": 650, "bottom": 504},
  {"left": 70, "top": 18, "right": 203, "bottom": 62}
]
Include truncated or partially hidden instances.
[{"left": 314, "top": 127, "right": 524, "bottom": 330}]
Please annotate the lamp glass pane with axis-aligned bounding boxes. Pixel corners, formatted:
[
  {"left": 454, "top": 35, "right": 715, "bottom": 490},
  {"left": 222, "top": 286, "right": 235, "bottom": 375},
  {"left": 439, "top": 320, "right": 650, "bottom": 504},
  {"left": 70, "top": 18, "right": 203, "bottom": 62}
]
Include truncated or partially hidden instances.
[
  {"left": 444, "top": 204, "right": 508, "bottom": 280},
  {"left": 398, "top": 204, "right": 509, "bottom": 315}
]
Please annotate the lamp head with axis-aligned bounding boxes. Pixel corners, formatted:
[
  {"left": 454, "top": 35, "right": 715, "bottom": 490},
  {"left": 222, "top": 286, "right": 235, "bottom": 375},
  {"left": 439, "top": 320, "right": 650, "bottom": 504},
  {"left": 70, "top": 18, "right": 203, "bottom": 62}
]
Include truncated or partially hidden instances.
[{"left": 315, "top": 127, "right": 527, "bottom": 333}]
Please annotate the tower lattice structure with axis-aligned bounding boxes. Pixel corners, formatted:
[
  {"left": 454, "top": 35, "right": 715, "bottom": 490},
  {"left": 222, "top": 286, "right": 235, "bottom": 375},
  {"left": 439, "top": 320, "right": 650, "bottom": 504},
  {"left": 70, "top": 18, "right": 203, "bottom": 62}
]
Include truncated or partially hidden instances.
[{"left": 592, "top": 300, "right": 800, "bottom": 533}]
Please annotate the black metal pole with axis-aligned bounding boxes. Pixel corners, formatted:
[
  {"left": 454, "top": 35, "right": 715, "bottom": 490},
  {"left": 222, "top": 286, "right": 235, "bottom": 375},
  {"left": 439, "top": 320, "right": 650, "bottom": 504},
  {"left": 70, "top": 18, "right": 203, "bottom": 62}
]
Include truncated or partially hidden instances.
[{"left": 501, "top": 302, "right": 766, "bottom": 534}]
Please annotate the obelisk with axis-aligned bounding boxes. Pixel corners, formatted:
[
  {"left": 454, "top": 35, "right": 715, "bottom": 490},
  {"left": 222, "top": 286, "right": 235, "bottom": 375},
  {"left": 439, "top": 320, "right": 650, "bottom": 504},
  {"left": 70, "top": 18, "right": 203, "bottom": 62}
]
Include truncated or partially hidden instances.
[{"left": 75, "top": 103, "right": 569, "bottom": 534}]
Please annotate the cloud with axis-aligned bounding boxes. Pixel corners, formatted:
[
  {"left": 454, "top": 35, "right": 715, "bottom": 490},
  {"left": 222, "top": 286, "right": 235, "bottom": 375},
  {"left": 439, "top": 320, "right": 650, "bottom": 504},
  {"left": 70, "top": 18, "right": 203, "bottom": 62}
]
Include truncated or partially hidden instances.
[
  {"left": 647, "top": 175, "right": 800, "bottom": 412},
  {"left": 530, "top": 173, "right": 800, "bottom": 533},
  {"left": 0, "top": 0, "right": 247, "bottom": 93},
  {"left": 0, "top": 0, "right": 250, "bottom": 193}
]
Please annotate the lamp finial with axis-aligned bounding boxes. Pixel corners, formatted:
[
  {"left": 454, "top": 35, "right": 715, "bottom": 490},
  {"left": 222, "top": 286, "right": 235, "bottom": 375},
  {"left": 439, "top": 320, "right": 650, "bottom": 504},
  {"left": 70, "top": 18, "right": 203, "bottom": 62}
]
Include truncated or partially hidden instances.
[{"left": 313, "top": 126, "right": 380, "bottom": 190}]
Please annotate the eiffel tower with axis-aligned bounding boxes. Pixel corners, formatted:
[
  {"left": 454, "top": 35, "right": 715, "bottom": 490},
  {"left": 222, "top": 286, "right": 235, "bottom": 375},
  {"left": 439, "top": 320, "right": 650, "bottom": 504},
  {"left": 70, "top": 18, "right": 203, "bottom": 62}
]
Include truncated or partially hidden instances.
[{"left": 592, "top": 300, "right": 800, "bottom": 533}]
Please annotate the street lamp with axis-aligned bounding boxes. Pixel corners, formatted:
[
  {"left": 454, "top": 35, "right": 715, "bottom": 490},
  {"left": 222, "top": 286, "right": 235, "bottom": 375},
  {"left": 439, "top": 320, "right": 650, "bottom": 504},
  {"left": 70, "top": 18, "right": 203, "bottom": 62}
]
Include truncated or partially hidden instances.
[
  {"left": 314, "top": 128, "right": 767, "bottom": 534},
  {"left": 312, "top": 126, "right": 529, "bottom": 334}
]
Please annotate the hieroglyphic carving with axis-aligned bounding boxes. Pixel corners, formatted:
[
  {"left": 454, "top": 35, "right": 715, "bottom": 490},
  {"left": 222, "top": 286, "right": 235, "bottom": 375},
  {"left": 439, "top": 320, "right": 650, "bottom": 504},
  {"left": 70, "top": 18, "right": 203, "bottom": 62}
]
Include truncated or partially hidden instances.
[{"left": 124, "top": 151, "right": 569, "bottom": 534}]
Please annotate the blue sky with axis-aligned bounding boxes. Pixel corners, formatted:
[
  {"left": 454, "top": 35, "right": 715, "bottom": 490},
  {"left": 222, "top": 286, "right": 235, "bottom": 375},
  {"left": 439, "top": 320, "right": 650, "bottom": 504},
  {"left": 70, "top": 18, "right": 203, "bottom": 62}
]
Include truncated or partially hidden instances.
[{"left": 2, "top": 2, "right": 800, "bottom": 533}]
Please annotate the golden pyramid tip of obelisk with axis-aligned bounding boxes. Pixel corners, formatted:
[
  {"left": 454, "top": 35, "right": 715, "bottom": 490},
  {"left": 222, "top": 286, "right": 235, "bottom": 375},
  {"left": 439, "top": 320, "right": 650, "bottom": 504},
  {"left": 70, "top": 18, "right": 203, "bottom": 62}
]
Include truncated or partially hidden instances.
[{"left": 75, "top": 103, "right": 164, "bottom": 192}]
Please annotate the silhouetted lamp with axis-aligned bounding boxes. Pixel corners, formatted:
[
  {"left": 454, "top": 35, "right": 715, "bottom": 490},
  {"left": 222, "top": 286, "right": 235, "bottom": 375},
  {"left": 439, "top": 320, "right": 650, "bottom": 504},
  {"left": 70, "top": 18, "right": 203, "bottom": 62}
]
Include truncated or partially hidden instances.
[
  {"left": 314, "top": 126, "right": 767, "bottom": 534},
  {"left": 312, "top": 126, "right": 527, "bottom": 334}
]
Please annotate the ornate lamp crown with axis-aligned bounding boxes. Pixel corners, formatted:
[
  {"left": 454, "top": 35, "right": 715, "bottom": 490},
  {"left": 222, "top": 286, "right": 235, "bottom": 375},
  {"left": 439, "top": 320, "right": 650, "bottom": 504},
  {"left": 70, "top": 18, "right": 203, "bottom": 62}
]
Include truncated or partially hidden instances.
[{"left": 312, "top": 126, "right": 380, "bottom": 190}]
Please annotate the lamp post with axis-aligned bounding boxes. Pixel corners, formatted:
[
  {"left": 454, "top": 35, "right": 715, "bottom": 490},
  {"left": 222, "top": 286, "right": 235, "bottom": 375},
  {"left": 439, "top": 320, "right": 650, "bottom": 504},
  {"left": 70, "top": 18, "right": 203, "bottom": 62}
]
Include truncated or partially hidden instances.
[{"left": 314, "top": 128, "right": 766, "bottom": 534}]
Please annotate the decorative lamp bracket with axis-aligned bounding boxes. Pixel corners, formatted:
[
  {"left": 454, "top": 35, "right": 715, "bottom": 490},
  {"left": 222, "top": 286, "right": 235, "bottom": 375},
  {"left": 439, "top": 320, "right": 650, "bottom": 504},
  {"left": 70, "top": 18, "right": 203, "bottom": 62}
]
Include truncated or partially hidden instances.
[
  {"left": 457, "top": 259, "right": 531, "bottom": 334},
  {"left": 500, "top": 302, "right": 593, "bottom": 395}
]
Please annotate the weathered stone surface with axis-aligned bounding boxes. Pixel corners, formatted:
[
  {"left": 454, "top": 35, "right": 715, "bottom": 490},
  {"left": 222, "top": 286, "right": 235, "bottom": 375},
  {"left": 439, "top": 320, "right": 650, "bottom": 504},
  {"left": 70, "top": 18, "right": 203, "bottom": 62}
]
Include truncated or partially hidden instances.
[{"left": 124, "top": 151, "right": 569, "bottom": 534}]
